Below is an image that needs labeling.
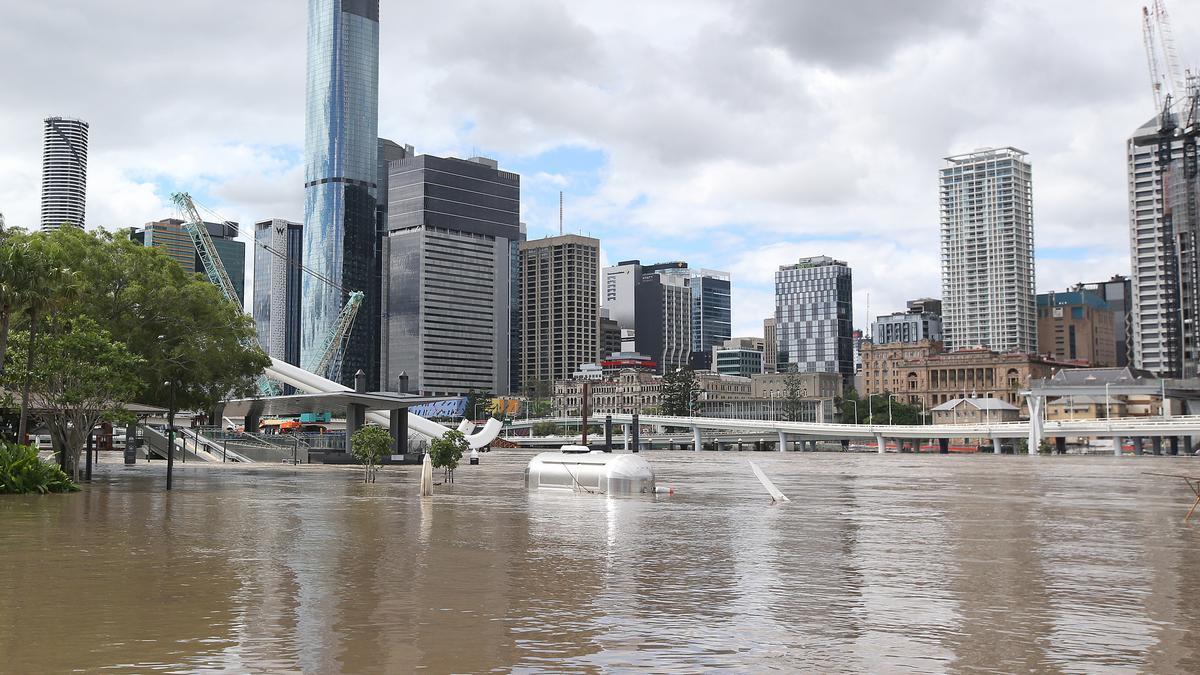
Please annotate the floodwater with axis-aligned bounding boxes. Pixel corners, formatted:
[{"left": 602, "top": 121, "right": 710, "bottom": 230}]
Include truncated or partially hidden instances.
[{"left": 1, "top": 451, "right": 1198, "bottom": 673}]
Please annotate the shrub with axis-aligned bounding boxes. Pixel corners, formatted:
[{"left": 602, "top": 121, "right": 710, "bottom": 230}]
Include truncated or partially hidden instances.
[
  {"left": 0, "top": 441, "right": 79, "bottom": 494},
  {"left": 430, "top": 430, "right": 468, "bottom": 483},
  {"left": 351, "top": 425, "right": 391, "bottom": 483}
]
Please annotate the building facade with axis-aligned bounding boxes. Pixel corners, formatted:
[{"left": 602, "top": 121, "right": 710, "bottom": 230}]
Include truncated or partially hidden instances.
[
  {"left": 132, "top": 219, "right": 246, "bottom": 305},
  {"left": 940, "top": 147, "right": 1036, "bottom": 353},
  {"left": 774, "top": 256, "right": 854, "bottom": 381},
  {"left": 1079, "top": 275, "right": 1132, "bottom": 368},
  {"left": 380, "top": 154, "right": 521, "bottom": 396},
  {"left": 40, "top": 117, "right": 88, "bottom": 231},
  {"left": 634, "top": 271, "right": 691, "bottom": 373},
  {"left": 252, "top": 219, "right": 303, "bottom": 366},
  {"left": 647, "top": 263, "right": 731, "bottom": 369},
  {"left": 860, "top": 340, "right": 1069, "bottom": 411},
  {"left": 1036, "top": 289, "right": 1117, "bottom": 366},
  {"left": 749, "top": 371, "right": 843, "bottom": 400},
  {"left": 763, "top": 317, "right": 777, "bottom": 373},
  {"left": 302, "top": 0, "right": 380, "bottom": 385},
  {"left": 599, "top": 309, "right": 622, "bottom": 359},
  {"left": 519, "top": 234, "right": 600, "bottom": 392},
  {"left": 713, "top": 337, "right": 765, "bottom": 378}
]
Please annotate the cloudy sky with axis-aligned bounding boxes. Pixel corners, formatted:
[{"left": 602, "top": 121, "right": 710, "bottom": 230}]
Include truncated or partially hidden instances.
[{"left": 0, "top": 0, "right": 1188, "bottom": 336}]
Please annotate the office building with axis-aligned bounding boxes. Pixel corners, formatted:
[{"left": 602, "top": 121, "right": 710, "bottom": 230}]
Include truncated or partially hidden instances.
[
  {"left": 872, "top": 298, "right": 944, "bottom": 345},
  {"left": 713, "top": 337, "right": 765, "bottom": 378},
  {"left": 519, "top": 234, "right": 600, "bottom": 391},
  {"left": 302, "top": 0, "right": 380, "bottom": 385},
  {"left": 774, "top": 256, "right": 854, "bottom": 382},
  {"left": 380, "top": 153, "right": 521, "bottom": 395},
  {"left": 635, "top": 270, "right": 691, "bottom": 373},
  {"left": 132, "top": 218, "right": 246, "bottom": 305},
  {"left": 1037, "top": 289, "right": 1117, "bottom": 366},
  {"left": 599, "top": 308, "right": 622, "bottom": 359},
  {"left": 252, "top": 219, "right": 303, "bottom": 366},
  {"left": 1079, "top": 275, "right": 1132, "bottom": 367},
  {"left": 603, "top": 260, "right": 641, "bottom": 328},
  {"left": 646, "top": 263, "right": 731, "bottom": 369},
  {"left": 40, "top": 117, "right": 88, "bottom": 231},
  {"left": 940, "top": 147, "right": 1036, "bottom": 353},
  {"left": 763, "top": 317, "right": 778, "bottom": 373}
]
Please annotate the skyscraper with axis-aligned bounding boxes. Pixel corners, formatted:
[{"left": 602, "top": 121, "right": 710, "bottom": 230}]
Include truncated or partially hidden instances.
[
  {"left": 775, "top": 256, "right": 853, "bottom": 382},
  {"left": 302, "top": 0, "right": 379, "bottom": 385},
  {"left": 939, "top": 147, "right": 1036, "bottom": 353},
  {"left": 379, "top": 153, "right": 521, "bottom": 395},
  {"left": 519, "top": 235, "right": 600, "bottom": 389},
  {"left": 40, "top": 117, "right": 88, "bottom": 231},
  {"left": 253, "top": 219, "right": 303, "bottom": 366},
  {"left": 647, "top": 263, "right": 731, "bottom": 370},
  {"left": 634, "top": 271, "right": 692, "bottom": 374},
  {"left": 763, "top": 317, "right": 778, "bottom": 373}
]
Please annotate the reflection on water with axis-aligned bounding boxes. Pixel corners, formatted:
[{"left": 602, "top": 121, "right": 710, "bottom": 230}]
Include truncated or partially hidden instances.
[{"left": 1, "top": 452, "right": 1198, "bottom": 672}]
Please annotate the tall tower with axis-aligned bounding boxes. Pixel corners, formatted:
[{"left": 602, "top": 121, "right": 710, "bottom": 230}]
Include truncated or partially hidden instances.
[
  {"left": 519, "top": 235, "right": 600, "bottom": 388},
  {"left": 939, "top": 147, "right": 1036, "bottom": 353},
  {"left": 774, "top": 256, "right": 854, "bottom": 383},
  {"left": 302, "top": 0, "right": 380, "bottom": 385},
  {"left": 40, "top": 117, "right": 88, "bottom": 231}
]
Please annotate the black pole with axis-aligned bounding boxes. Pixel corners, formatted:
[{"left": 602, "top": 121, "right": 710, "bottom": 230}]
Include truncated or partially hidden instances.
[
  {"left": 85, "top": 430, "right": 94, "bottom": 481},
  {"left": 631, "top": 414, "right": 640, "bottom": 453},
  {"left": 604, "top": 415, "right": 613, "bottom": 452}
]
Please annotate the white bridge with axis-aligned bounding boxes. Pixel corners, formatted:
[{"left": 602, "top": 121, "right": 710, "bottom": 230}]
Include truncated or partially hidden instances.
[{"left": 506, "top": 412, "right": 1200, "bottom": 455}]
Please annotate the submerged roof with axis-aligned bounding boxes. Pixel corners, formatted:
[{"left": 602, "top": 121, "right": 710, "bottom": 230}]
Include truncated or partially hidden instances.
[{"left": 931, "top": 397, "right": 1019, "bottom": 412}]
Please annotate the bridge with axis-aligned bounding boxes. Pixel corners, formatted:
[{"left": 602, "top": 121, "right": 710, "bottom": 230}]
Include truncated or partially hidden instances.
[{"left": 503, "top": 413, "right": 1200, "bottom": 455}]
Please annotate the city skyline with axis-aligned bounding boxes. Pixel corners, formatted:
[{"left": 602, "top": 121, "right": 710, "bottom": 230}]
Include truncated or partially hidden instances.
[{"left": 0, "top": 1, "right": 1187, "bottom": 335}]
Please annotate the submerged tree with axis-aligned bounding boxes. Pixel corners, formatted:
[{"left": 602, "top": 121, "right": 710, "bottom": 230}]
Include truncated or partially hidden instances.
[
  {"left": 351, "top": 425, "right": 390, "bottom": 483},
  {"left": 430, "top": 429, "right": 468, "bottom": 483}
]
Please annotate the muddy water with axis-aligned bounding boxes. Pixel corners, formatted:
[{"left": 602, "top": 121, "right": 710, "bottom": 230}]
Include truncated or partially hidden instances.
[{"left": 1, "top": 451, "right": 1198, "bottom": 672}]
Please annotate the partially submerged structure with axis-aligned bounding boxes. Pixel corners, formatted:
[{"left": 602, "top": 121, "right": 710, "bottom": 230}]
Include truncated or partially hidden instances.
[{"left": 524, "top": 448, "right": 656, "bottom": 494}]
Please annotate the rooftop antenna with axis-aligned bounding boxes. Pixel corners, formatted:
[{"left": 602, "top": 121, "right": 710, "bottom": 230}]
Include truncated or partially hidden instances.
[{"left": 559, "top": 191, "right": 564, "bottom": 236}]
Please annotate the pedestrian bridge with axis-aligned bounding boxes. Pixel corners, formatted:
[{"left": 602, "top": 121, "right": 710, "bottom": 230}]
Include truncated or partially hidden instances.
[{"left": 505, "top": 413, "right": 1200, "bottom": 455}]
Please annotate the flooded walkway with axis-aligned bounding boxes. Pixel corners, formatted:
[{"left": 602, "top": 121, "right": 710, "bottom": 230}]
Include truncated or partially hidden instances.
[{"left": 1, "top": 451, "right": 1197, "bottom": 672}]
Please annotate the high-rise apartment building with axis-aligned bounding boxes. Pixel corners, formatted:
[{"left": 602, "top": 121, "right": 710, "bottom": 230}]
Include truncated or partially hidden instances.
[
  {"left": 775, "top": 256, "right": 853, "bottom": 381},
  {"left": 380, "top": 154, "right": 521, "bottom": 395},
  {"left": 940, "top": 147, "right": 1036, "bottom": 353},
  {"left": 302, "top": 0, "right": 380, "bottom": 386},
  {"left": 519, "top": 235, "right": 600, "bottom": 390},
  {"left": 252, "top": 219, "right": 303, "bottom": 366},
  {"left": 132, "top": 219, "right": 246, "bottom": 305},
  {"left": 763, "top": 317, "right": 777, "bottom": 373},
  {"left": 40, "top": 117, "right": 88, "bottom": 231}
]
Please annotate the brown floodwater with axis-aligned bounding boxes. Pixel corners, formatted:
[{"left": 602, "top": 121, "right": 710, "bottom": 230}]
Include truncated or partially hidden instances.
[{"left": 1, "top": 450, "right": 1198, "bottom": 673}]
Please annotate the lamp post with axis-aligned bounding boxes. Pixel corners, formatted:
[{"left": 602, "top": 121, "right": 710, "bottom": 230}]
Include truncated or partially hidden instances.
[{"left": 850, "top": 400, "right": 859, "bottom": 425}]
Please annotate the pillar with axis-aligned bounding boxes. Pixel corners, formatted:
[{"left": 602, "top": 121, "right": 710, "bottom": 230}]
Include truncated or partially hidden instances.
[
  {"left": 1133, "top": 436, "right": 1144, "bottom": 456},
  {"left": 693, "top": 426, "right": 702, "bottom": 452},
  {"left": 841, "top": 439, "right": 849, "bottom": 452},
  {"left": 778, "top": 430, "right": 787, "bottom": 452},
  {"left": 1153, "top": 436, "right": 1163, "bottom": 456},
  {"left": 1113, "top": 437, "right": 1123, "bottom": 457},
  {"left": 939, "top": 437, "right": 949, "bottom": 454},
  {"left": 1025, "top": 394, "right": 1044, "bottom": 454},
  {"left": 85, "top": 430, "right": 94, "bottom": 481},
  {"left": 624, "top": 424, "right": 630, "bottom": 451},
  {"left": 124, "top": 421, "right": 137, "bottom": 465},
  {"left": 346, "top": 403, "right": 366, "bottom": 444},
  {"left": 244, "top": 411, "right": 260, "bottom": 435},
  {"left": 875, "top": 433, "right": 885, "bottom": 454},
  {"left": 389, "top": 408, "right": 408, "bottom": 457},
  {"left": 605, "top": 416, "right": 613, "bottom": 452},
  {"left": 991, "top": 434, "right": 1003, "bottom": 455},
  {"left": 631, "top": 414, "right": 640, "bottom": 453},
  {"left": 1170, "top": 436, "right": 1180, "bottom": 456},
  {"left": 1055, "top": 436, "right": 1066, "bottom": 454}
]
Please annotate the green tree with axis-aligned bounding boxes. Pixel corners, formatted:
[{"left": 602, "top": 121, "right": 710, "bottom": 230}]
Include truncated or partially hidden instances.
[
  {"left": 531, "top": 421, "right": 561, "bottom": 436},
  {"left": 661, "top": 367, "right": 700, "bottom": 416},
  {"left": 3, "top": 318, "right": 143, "bottom": 480},
  {"left": 783, "top": 370, "right": 809, "bottom": 421},
  {"left": 430, "top": 429, "right": 468, "bottom": 483},
  {"left": 351, "top": 425, "right": 390, "bottom": 483},
  {"left": 0, "top": 229, "right": 33, "bottom": 378},
  {"left": 464, "top": 388, "right": 493, "bottom": 420}
]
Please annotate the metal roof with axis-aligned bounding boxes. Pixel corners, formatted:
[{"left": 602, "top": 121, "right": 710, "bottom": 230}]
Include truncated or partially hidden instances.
[{"left": 930, "top": 397, "right": 1020, "bottom": 412}]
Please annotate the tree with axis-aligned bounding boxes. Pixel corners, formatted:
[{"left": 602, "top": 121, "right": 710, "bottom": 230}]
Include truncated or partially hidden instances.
[
  {"left": 783, "top": 370, "right": 808, "bottom": 422},
  {"left": 661, "top": 367, "right": 700, "bottom": 416},
  {"left": 351, "top": 425, "right": 390, "bottom": 483},
  {"left": 0, "top": 229, "right": 32, "bottom": 378},
  {"left": 464, "top": 388, "right": 493, "bottom": 420},
  {"left": 531, "top": 421, "right": 561, "bottom": 436},
  {"left": 15, "top": 236, "right": 78, "bottom": 444},
  {"left": 3, "top": 318, "right": 143, "bottom": 480},
  {"left": 429, "top": 429, "right": 468, "bottom": 483}
]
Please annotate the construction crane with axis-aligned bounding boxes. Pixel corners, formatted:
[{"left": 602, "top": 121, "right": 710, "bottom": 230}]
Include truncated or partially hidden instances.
[{"left": 171, "top": 192, "right": 365, "bottom": 387}]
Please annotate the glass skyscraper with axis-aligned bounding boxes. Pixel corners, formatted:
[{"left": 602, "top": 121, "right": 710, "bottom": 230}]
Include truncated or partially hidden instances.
[{"left": 302, "top": 0, "right": 380, "bottom": 386}]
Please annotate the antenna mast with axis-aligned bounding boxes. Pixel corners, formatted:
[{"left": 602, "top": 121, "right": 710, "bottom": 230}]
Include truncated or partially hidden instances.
[{"left": 559, "top": 191, "right": 563, "bottom": 236}]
